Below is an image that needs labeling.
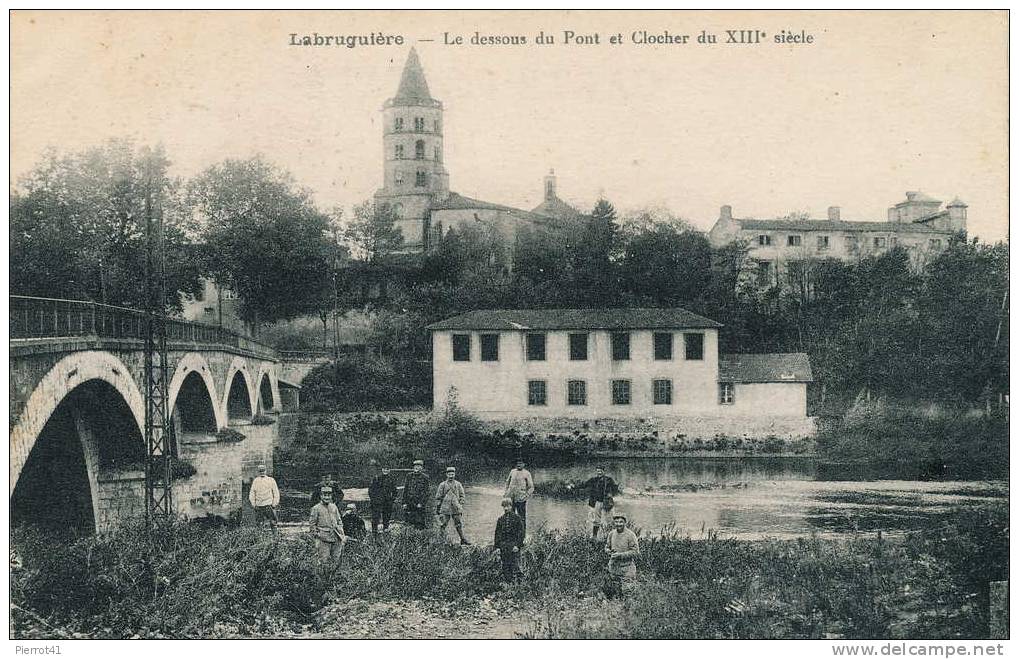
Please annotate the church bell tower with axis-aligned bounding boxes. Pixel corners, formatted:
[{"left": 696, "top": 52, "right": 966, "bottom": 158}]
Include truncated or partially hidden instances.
[{"left": 374, "top": 48, "right": 449, "bottom": 250}]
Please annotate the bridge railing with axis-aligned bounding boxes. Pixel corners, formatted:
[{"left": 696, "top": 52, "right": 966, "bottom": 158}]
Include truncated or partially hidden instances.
[
  {"left": 10, "top": 295, "right": 278, "bottom": 359},
  {"left": 278, "top": 350, "right": 332, "bottom": 362}
]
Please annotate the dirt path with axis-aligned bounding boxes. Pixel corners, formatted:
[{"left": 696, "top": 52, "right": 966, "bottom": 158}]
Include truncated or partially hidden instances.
[{"left": 310, "top": 596, "right": 539, "bottom": 639}]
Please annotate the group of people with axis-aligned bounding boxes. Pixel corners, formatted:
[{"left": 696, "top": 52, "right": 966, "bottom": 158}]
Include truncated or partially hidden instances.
[{"left": 248, "top": 459, "right": 639, "bottom": 589}]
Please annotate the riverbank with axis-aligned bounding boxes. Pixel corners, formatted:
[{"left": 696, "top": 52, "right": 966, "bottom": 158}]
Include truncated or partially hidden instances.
[
  {"left": 11, "top": 502, "right": 1007, "bottom": 639},
  {"left": 815, "top": 401, "right": 1008, "bottom": 479},
  {"left": 276, "top": 410, "right": 816, "bottom": 484}
]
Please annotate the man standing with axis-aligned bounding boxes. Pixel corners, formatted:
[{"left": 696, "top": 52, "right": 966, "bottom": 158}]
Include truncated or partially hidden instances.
[
  {"left": 402, "top": 459, "right": 431, "bottom": 530},
  {"left": 503, "top": 459, "right": 534, "bottom": 529},
  {"left": 435, "top": 466, "right": 470, "bottom": 545},
  {"left": 494, "top": 497, "right": 525, "bottom": 582},
  {"left": 248, "top": 464, "right": 280, "bottom": 528},
  {"left": 368, "top": 465, "right": 398, "bottom": 536},
  {"left": 604, "top": 511, "right": 639, "bottom": 594},
  {"left": 342, "top": 503, "right": 367, "bottom": 541},
  {"left": 308, "top": 485, "right": 345, "bottom": 566},
  {"left": 570, "top": 466, "right": 619, "bottom": 540}
]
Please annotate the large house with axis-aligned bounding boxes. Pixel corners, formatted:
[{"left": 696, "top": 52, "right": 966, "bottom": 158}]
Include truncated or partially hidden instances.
[
  {"left": 426, "top": 309, "right": 813, "bottom": 435},
  {"left": 708, "top": 192, "right": 967, "bottom": 286},
  {"left": 375, "top": 49, "right": 581, "bottom": 252}
]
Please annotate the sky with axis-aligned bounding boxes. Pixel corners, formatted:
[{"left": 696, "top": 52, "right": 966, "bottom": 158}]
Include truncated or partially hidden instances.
[{"left": 9, "top": 10, "right": 1009, "bottom": 241}]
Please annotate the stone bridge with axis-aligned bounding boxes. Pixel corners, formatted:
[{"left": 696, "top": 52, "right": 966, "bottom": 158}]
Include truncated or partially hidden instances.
[{"left": 9, "top": 296, "right": 292, "bottom": 533}]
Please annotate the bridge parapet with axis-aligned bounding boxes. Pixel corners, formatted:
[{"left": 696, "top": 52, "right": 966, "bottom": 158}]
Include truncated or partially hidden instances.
[{"left": 10, "top": 295, "right": 278, "bottom": 361}]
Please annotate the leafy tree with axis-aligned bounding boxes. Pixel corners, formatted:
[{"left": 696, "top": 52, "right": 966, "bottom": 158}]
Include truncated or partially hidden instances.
[
  {"left": 619, "top": 222, "right": 712, "bottom": 306},
  {"left": 344, "top": 200, "right": 404, "bottom": 263},
  {"left": 10, "top": 139, "right": 203, "bottom": 310},
  {"left": 189, "top": 157, "right": 335, "bottom": 327}
]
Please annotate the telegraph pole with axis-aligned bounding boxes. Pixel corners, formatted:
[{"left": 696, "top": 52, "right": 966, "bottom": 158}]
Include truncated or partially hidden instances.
[{"left": 143, "top": 153, "right": 173, "bottom": 524}]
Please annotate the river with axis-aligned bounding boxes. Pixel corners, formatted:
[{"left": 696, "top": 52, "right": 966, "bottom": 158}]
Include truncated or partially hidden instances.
[{"left": 445, "top": 457, "right": 1006, "bottom": 543}]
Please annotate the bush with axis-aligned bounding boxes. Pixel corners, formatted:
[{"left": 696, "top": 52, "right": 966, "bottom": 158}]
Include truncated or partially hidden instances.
[
  {"left": 816, "top": 400, "right": 1008, "bottom": 478},
  {"left": 215, "top": 428, "right": 245, "bottom": 443},
  {"left": 11, "top": 520, "right": 330, "bottom": 638},
  {"left": 300, "top": 357, "right": 430, "bottom": 413}
]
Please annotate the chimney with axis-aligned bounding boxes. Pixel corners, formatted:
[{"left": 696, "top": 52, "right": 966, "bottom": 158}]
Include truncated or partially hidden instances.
[
  {"left": 544, "top": 169, "right": 556, "bottom": 201},
  {"left": 827, "top": 206, "right": 840, "bottom": 222},
  {"left": 720, "top": 205, "right": 733, "bottom": 221}
]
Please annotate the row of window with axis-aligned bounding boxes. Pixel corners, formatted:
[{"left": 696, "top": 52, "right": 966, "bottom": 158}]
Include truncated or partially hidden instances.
[
  {"left": 758, "top": 234, "right": 944, "bottom": 250},
  {"left": 451, "top": 331, "right": 705, "bottom": 363},
  {"left": 525, "top": 379, "right": 737, "bottom": 406},
  {"left": 394, "top": 117, "right": 440, "bottom": 133},
  {"left": 393, "top": 142, "right": 441, "bottom": 162},
  {"left": 394, "top": 170, "right": 430, "bottom": 187}
]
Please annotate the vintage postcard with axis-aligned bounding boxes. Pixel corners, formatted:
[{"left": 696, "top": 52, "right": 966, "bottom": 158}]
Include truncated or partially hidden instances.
[{"left": 8, "top": 9, "right": 1009, "bottom": 648}]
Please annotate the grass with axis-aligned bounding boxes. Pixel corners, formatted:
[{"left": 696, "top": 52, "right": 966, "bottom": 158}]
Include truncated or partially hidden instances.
[
  {"left": 816, "top": 400, "right": 1008, "bottom": 479},
  {"left": 10, "top": 502, "right": 1007, "bottom": 640}
]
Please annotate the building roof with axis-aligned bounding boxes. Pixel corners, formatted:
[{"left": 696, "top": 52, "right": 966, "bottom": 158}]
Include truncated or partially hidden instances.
[
  {"left": 426, "top": 308, "right": 723, "bottom": 331},
  {"left": 431, "top": 191, "right": 549, "bottom": 223},
  {"left": 531, "top": 194, "right": 582, "bottom": 220},
  {"left": 734, "top": 218, "right": 945, "bottom": 234},
  {"left": 718, "top": 353, "right": 813, "bottom": 383},
  {"left": 393, "top": 48, "right": 432, "bottom": 103}
]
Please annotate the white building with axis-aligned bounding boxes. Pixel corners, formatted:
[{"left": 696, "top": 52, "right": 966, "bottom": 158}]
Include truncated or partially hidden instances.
[
  {"left": 708, "top": 192, "right": 967, "bottom": 287},
  {"left": 427, "top": 309, "right": 813, "bottom": 434}
]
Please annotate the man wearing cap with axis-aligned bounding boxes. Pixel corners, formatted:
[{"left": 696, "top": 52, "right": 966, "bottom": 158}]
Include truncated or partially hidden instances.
[
  {"left": 494, "top": 498, "right": 525, "bottom": 582},
  {"left": 248, "top": 464, "right": 280, "bottom": 528},
  {"left": 435, "top": 466, "right": 470, "bottom": 545},
  {"left": 368, "top": 465, "right": 398, "bottom": 536},
  {"left": 308, "top": 486, "right": 345, "bottom": 566},
  {"left": 503, "top": 459, "right": 535, "bottom": 530},
  {"left": 402, "top": 459, "right": 431, "bottom": 530},
  {"left": 342, "top": 503, "right": 367, "bottom": 541},
  {"left": 604, "top": 511, "right": 640, "bottom": 593}
]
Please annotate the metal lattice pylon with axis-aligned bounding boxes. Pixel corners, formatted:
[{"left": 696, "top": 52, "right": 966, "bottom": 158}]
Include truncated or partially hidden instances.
[{"left": 143, "top": 158, "right": 173, "bottom": 522}]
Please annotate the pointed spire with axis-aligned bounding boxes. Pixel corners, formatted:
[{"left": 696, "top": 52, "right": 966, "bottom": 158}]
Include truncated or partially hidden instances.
[{"left": 394, "top": 48, "right": 432, "bottom": 103}]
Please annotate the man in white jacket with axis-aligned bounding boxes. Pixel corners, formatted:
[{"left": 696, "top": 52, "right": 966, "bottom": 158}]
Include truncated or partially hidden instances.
[
  {"left": 504, "top": 459, "right": 535, "bottom": 529},
  {"left": 249, "top": 463, "right": 280, "bottom": 527}
]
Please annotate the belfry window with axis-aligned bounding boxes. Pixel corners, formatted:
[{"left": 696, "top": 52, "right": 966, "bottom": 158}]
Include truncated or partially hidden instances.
[
  {"left": 414, "top": 117, "right": 425, "bottom": 131},
  {"left": 415, "top": 140, "right": 425, "bottom": 160},
  {"left": 395, "top": 144, "right": 404, "bottom": 159},
  {"left": 395, "top": 170, "right": 404, "bottom": 185},
  {"left": 434, "top": 146, "right": 441, "bottom": 162},
  {"left": 415, "top": 171, "right": 427, "bottom": 187}
]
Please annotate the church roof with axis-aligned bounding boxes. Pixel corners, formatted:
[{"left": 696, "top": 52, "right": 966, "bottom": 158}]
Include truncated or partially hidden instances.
[
  {"left": 531, "top": 194, "right": 582, "bottom": 220},
  {"left": 394, "top": 48, "right": 432, "bottom": 103},
  {"left": 431, "top": 191, "right": 549, "bottom": 223}
]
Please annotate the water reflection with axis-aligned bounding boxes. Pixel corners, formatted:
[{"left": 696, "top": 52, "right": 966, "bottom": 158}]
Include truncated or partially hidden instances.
[{"left": 451, "top": 458, "right": 1006, "bottom": 543}]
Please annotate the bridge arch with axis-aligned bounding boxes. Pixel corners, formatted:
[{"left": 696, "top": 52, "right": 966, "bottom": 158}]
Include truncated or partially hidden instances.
[
  {"left": 168, "top": 353, "right": 225, "bottom": 432},
  {"left": 11, "top": 351, "right": 145, "bottom": 495},
  {"left": 222, "top": 356, "right": 255, "bottom": 423},
  {"left": 255, "top": 363, "right": 280, "bottom": 413}
]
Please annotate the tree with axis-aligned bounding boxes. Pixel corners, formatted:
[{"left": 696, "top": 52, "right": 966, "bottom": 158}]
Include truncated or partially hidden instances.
[
  {"left": 10, "top": 139, "right": 204, "bottom": 310},
  {"left": 618, "top": 223, "right": 712, "bottom": 306},
  {"left": 344, "top": 200, "right": 404, "bottom": 263},
  {"left": 189, "top": 157, "right": 335, "bottom": 327}
]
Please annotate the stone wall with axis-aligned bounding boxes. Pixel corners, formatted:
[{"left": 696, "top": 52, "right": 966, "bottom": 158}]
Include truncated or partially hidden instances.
[
  {"left": 95, "top": 471, "right": 146, "bottom": 531},
  {"left": 473, "top": 414, "right": 817, "bottom": 440},
  {"left": 176, "top": 438, "right": 244, "bottom": 522}
]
